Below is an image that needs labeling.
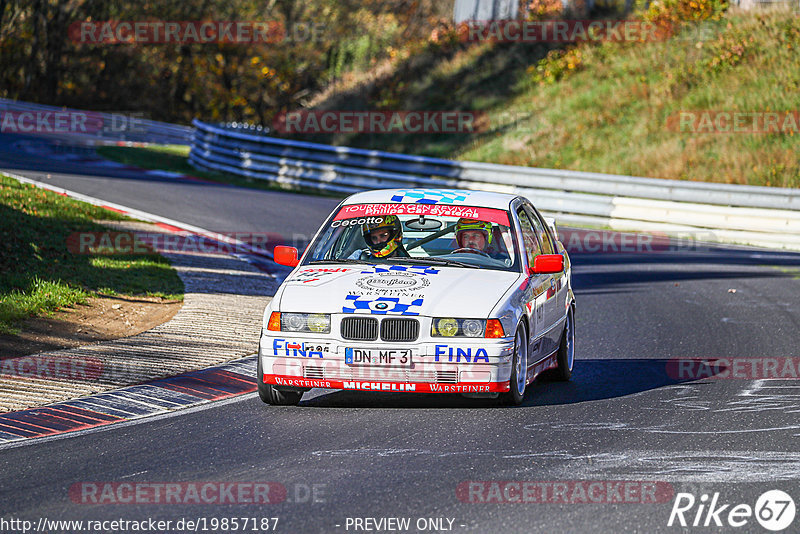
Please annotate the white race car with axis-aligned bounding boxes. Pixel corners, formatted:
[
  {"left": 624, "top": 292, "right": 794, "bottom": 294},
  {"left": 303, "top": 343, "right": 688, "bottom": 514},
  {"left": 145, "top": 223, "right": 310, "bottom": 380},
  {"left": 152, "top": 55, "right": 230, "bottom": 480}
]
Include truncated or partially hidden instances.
[{"left": 257, "top": 188, "right": 575, "bottom": 405}]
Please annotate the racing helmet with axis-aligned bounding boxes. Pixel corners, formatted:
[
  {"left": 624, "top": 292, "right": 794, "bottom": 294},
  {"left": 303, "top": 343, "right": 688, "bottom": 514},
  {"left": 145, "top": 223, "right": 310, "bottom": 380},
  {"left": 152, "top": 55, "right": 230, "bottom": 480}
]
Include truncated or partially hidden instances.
[
  {"left": 455, "top": 218, "right": 492, "bottom": 248},
  {"left": 362, "top": 215, "right": 403, "bottom": 257}
]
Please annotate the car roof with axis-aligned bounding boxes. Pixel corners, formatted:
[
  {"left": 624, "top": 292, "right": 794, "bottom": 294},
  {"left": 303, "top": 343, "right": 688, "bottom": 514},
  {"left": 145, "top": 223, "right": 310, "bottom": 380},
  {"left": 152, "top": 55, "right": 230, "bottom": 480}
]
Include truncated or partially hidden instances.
[{"left": 342, "top": 188, "right": 519, "bottom": 210}]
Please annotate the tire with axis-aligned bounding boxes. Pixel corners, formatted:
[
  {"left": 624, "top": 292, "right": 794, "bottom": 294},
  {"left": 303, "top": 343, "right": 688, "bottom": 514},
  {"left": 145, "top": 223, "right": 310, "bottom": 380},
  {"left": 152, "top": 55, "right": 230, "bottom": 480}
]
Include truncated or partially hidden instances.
[
  {"left": 501, "top": 323, "right": 528, "bottom": 406},
  {"left": 257, "top": 355, "right": 303, "bottom": 406},
  {"left": 550, "top": 307, "right": 575, "bottom": 381}
]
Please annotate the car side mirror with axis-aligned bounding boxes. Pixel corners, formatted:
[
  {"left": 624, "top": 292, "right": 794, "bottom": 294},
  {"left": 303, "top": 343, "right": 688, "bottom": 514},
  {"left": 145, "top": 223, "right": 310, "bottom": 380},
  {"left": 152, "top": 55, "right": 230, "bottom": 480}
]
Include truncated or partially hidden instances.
[
  {"left": 274, "top": 245, "right": 299, "bottom": 267},
  {"left": 532, "top": 254, "right": 563, "bottom": 274}
]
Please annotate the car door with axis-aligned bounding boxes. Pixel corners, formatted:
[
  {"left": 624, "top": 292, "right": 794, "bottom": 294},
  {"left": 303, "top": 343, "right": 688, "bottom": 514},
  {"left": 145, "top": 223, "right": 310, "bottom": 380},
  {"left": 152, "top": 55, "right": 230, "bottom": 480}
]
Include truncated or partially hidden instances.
[
  {"left": 515, "top": 205, "right": 550, "bottom": 362},
  {"left": 523, "top": 204, "right": 567, "bottom": 356}
]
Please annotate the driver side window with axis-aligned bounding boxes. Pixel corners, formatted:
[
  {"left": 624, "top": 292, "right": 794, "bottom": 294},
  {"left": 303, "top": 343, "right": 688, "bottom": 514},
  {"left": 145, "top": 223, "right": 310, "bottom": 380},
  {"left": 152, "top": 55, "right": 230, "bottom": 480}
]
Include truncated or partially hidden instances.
[{"left": 516, "top": 208, "right": 542, "bottom": 270}]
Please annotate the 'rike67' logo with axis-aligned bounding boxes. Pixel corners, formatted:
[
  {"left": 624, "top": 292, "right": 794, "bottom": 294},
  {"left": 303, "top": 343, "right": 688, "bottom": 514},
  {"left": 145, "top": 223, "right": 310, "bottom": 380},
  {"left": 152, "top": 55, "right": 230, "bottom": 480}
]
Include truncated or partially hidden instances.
[{"left": 668, "top": 490, "right": 795, "bottom": 531}]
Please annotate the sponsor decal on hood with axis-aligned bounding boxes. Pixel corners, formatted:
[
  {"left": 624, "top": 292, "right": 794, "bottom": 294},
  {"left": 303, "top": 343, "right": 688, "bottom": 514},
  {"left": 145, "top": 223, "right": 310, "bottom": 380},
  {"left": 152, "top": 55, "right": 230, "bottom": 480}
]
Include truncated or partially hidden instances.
[
  {"left": 277, "top": 264, "right": 520, "bottom": 317},
  {"left": 389, "top": 189, "right": 472, "bottom": 204},
  {"left": 343, "top": 295, "right": 424, "bottom": 315},
  {"left": 285, "top": 267, "right": 355, "bottom": 286}
]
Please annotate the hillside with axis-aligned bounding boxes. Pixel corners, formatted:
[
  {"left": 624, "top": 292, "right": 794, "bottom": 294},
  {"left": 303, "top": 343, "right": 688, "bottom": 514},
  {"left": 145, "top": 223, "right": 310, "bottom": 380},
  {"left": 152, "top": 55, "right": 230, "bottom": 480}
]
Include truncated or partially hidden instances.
[{"left": 300, "top": 8, "right": 800, "bottom": 188}]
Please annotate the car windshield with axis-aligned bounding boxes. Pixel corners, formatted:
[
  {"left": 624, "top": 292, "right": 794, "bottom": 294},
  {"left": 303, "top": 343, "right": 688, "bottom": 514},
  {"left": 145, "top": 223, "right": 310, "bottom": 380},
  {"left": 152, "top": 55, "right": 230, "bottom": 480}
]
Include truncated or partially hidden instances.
[{"left": 304, "top": 203, "right": 519, "bottom": 272}]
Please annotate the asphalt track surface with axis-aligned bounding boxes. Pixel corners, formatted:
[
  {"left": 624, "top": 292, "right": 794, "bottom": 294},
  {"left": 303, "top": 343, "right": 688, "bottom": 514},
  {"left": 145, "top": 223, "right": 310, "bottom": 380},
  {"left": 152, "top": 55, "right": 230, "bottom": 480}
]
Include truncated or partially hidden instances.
[{"left": 2, "top": 133, "right": 800, "bottom": 533}]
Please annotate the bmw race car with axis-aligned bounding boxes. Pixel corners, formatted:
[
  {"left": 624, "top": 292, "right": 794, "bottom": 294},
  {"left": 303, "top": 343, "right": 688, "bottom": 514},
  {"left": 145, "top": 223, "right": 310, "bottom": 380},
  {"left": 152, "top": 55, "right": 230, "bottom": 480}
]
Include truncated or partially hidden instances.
[{"left": 257, "top": 188, "right": 575, "bottom": 405}]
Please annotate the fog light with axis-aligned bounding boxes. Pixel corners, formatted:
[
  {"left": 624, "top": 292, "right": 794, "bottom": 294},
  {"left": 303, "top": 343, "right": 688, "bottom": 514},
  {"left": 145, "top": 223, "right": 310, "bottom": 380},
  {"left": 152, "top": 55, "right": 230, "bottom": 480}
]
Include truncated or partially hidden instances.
[
  {"left": 307, "top": 313, "right": 330, "bottom": 333},
  {"left": 435, "top": 318, "right": 458, "bottom": 337}
]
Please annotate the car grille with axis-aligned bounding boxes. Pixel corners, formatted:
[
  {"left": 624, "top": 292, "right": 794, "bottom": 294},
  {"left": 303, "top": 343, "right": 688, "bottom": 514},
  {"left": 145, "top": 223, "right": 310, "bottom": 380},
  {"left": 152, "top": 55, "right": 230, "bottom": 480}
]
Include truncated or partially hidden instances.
[
  {"left": 380, "top": 318, "right": 419, "bottom": 342},
  {"left": 341, "top": 317, "right": 419, "bottom": 342},
  {"left": 304, "top": 366, "right": 458, "bottom": 384},
  {"left": 341, "top": 317, "right": 379, "bottom": 341}
]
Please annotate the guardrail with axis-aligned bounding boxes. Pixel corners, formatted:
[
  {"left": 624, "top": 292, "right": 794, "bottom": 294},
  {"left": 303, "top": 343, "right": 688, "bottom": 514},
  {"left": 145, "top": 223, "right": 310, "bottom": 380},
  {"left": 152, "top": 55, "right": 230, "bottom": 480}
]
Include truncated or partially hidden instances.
[
  {"left": 189, "top": 119, "right": 800, "bottom": 251},
  {"left": 0, "top": 98, "right": 193, "bottom": 146}
]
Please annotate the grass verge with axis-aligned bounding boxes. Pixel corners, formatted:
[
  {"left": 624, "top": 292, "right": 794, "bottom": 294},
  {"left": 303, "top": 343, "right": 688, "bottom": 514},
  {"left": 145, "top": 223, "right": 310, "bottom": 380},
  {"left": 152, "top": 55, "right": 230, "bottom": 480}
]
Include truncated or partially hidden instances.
[{"left": 0, "top": 174, "right": 183, "bottom": 335}]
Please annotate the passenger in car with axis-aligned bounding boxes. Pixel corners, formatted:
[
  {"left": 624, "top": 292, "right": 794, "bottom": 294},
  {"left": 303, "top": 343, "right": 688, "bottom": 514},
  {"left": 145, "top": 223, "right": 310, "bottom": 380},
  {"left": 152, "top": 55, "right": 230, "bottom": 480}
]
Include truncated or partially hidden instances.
[{"left": 454, "top": 218, "right": 492, "bottom": 253}]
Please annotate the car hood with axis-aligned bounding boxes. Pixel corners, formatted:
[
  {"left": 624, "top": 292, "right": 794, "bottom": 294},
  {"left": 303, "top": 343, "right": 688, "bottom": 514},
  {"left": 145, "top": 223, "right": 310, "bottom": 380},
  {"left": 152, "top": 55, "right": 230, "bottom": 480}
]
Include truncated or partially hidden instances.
[{"left": 277, "top": 263, "right": 521, "bottom": 317}]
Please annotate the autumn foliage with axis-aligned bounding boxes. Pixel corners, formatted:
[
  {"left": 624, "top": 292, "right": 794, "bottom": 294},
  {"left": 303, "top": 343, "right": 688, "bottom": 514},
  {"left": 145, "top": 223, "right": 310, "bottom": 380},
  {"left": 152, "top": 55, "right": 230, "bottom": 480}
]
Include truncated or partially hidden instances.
[{"left": 0, "top": 0, "right": 449, "bottom": 126}]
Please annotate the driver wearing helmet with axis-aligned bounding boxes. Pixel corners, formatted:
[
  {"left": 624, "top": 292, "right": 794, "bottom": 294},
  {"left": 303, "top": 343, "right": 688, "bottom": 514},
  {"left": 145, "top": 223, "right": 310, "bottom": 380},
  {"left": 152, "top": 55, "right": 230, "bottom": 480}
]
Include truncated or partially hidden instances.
[
  {"left": 349, "top": 215, "right": 409, "bottom": 260},
  {"left": 454, "top": 218, "right": 492, "bottom": 253}
]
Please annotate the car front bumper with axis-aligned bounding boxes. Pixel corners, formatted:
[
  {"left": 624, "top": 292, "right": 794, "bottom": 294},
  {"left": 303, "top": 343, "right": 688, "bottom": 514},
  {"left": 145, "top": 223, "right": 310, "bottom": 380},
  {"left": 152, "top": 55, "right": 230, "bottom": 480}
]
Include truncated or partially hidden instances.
[{"left": 259, "top": 333, "right": 516, "bottom": 394}]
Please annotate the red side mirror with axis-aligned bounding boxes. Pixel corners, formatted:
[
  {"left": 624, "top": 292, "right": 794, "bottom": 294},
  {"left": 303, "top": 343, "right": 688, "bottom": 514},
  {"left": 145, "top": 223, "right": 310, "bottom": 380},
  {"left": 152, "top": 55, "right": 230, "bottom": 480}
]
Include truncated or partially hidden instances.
[
  {"left": 532, "top": 254, "right": 563, "bottom": 274},
  {"left": 274, "top": 245, "right": 299, "bottom": 267}
]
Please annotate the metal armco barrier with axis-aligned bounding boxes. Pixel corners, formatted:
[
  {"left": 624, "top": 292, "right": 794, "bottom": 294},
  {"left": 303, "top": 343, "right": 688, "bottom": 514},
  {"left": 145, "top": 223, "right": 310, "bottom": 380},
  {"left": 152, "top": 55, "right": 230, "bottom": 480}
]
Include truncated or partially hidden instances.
[
  {"left": 0, "top": 98, "right": 193, "bottom": 146},
  {"left": 189, "top": 119, "right": 800, "bottom": 251}
]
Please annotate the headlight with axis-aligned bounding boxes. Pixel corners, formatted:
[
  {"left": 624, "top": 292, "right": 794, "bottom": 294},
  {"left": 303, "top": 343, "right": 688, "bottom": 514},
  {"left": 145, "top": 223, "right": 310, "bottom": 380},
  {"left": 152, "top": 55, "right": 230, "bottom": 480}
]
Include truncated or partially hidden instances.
[
  {"left": 431, "top": 318, "right": 489, "bottom": 337},
  {"left": 462, "top": 319, "right": 484, "bottom": 337},
  {"left": 278, "top": 312, "right": 331, "bottom": 333}
]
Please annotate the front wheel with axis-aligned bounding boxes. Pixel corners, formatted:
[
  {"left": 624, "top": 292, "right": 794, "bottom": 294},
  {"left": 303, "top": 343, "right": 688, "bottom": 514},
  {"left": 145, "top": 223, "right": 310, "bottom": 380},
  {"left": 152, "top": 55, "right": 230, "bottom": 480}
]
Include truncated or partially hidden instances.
[
  {"left": 257, "top": 355, "right": 303, "bottom": 406},
  {"left": 549, "top": 307, "right": 575, "bottom": 381},
  {"left": 501, "top": 323, "right": 528, "bottom": 405}
]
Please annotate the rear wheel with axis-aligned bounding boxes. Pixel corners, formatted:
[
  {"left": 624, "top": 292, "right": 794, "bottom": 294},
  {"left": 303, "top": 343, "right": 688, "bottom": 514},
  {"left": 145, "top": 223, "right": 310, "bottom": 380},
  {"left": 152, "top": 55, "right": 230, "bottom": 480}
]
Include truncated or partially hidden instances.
[
  {"left": 257, "top": 355, "right": 303, "bottom": 406},
  {"left": 501, "top": 323, "right": 528, "bottom": 406}
]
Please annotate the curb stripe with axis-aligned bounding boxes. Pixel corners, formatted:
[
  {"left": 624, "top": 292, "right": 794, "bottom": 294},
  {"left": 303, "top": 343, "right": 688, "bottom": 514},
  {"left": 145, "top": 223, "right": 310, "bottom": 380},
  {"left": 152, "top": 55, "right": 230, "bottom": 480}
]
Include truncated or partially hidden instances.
[
  {"left": 106, "top": 389, "right": 190, "bottom": 410},
  {"left": 0, "top": 357, "right": 257, "bottom": 446},
  {"left": 159, "top": 379, "right": 238, "bottom": 400},
  {"left": 68, "top": 398, "right": 155, "bottom": 418},
  {"left": 6, "top": 412, "right": 82, "bottom": 432},
  {"left": 120, "top": 385, "right": 208, "bottom": 406},
  {"left": 101, "top": 205, "right": 126, "bottom": 214},
  {"left": 155, "top": 222, "right": 185, "bottom": 233},
  {"left": 0, "top": 430, "right": 23, "bottom": 440},
  {"left": 48, "top": 405, "right": 125, "bottom": 423},
  {"left": 0, "top": 422, "right": 42, "bottom": 437},
  {"left": 0, "top": 418, "right": 76, "bottom": 436}
]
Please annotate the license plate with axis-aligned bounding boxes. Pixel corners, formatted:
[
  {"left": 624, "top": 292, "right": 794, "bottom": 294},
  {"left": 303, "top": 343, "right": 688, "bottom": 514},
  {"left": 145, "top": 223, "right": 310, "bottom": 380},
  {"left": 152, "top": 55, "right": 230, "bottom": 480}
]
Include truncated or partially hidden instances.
[{"left": 345, "top": 348, "right": 413, "bottom": 367}]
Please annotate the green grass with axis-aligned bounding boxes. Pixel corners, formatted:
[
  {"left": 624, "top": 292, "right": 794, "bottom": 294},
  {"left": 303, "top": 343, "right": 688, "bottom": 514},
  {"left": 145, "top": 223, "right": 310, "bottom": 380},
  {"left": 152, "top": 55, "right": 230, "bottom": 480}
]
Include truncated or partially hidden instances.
[
  {"left": 771, "top": 266, "right": 800, "bottom": 279},
  {"left": 96, "top": 145, "right": 345, "bottom": 198},
  {"left": 294, "top": 9, "right": 800, "bottom": 188},
  {"left": 97, "top": 145, "right": 197, "bottom": 175},
  {"left": 0, "top": 174, "right": 183, "bottom": 335}
]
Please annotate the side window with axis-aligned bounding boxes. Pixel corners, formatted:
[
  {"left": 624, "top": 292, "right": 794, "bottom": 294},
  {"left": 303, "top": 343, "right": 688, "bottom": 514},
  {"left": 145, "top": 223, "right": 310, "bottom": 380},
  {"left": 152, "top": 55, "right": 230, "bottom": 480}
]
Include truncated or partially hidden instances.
[
  {"left": 525, "top": 205, "right": 554, "bottom": 255},
  {"left": 516, "top": 208, "right": 541, "bottom": 269}
]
